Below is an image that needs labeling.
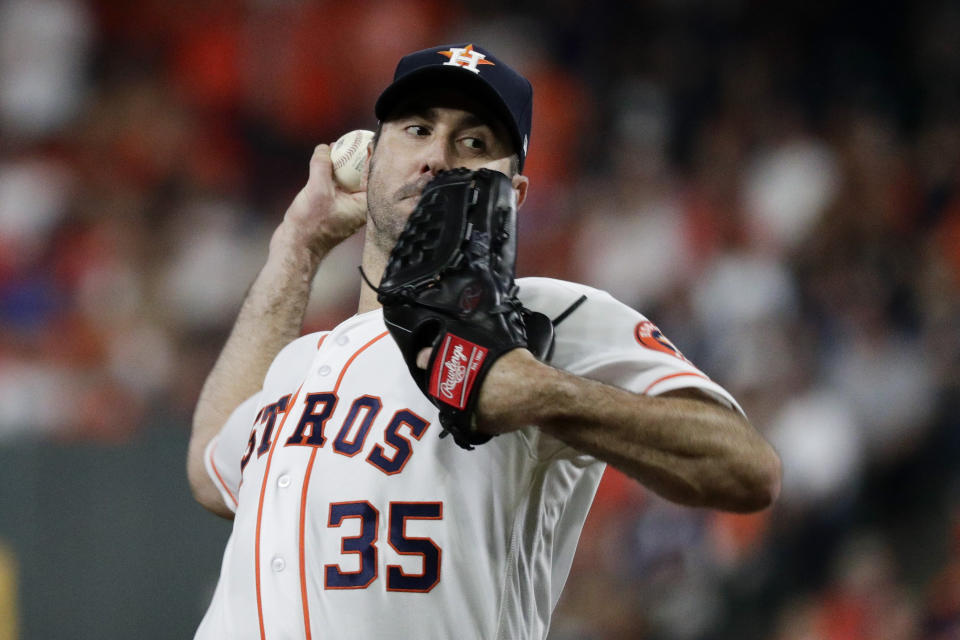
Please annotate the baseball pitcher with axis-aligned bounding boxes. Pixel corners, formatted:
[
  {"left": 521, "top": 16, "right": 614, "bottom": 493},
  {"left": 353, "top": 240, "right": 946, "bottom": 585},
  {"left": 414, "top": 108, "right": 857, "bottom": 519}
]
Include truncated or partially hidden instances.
[{"left": 187, "top": 43, "right": 781, "bottom": 640}]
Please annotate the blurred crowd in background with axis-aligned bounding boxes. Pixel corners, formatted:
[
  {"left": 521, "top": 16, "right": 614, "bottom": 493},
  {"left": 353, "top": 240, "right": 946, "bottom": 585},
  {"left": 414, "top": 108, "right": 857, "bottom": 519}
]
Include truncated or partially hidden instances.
[{"left": 2, "top": 0, "right": 960, "bottom": 638}]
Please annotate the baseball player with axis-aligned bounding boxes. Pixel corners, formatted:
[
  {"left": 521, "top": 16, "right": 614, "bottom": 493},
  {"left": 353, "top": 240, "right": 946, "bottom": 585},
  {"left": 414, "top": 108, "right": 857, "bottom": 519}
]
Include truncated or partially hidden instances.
[{"left": 187, "top": 44, "right": 781, "bottom": 639}]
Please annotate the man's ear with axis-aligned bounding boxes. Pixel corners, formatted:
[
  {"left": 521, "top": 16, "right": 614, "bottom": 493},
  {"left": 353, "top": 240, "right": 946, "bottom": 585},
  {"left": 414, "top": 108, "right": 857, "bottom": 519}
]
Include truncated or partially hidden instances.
[
  {"left": 361, "top": 140, "right": 374, "bottom": 190},
  {"left": 512, "top": 174, "right": 529, "bottom": 208}
]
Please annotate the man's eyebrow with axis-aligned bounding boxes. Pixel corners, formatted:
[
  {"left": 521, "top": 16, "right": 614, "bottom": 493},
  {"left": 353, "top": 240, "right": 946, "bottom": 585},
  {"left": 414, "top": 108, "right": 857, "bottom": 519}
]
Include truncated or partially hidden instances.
[
  {"left": 394, "top": 105, "right": 492, "bottom": 130},
  {"left": 459, "top": 113, "right": 489, "bottom": 129}
]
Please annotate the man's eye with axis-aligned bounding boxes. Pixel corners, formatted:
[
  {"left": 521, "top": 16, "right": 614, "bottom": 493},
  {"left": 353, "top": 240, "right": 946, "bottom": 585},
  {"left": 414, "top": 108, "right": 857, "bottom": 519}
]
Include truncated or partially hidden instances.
[
  {"left": 463, "top": 137, "right": 486, "bottom": 150},
  {"left": 405, "top": 125, "right": 429, "bottom": 136}
]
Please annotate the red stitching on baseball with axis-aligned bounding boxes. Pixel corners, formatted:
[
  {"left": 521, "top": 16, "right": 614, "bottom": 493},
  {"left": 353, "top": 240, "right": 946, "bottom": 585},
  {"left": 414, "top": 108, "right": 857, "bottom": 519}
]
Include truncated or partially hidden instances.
[{"left": 333, "top": 132, "right": 363, "bottom": 171}]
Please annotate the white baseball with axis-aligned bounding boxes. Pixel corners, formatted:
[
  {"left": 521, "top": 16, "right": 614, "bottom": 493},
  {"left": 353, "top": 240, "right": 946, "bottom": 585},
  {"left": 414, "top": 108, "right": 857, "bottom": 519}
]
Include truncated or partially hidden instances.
[{"left": 330, "top": 129, "right": 374, "bottom": 192}]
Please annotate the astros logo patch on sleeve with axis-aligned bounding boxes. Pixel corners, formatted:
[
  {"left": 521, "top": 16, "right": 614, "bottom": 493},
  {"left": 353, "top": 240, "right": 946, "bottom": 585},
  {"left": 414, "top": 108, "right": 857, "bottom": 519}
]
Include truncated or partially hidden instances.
[{"left": 634, "top": 320, "right": 688, "bottom": 362}]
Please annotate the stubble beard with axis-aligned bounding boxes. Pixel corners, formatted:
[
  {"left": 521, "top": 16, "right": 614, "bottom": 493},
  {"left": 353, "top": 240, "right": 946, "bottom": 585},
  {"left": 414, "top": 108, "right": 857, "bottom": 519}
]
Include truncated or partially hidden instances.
[{"left": 365, "top": 154, "right": 432, "bottom": 255}]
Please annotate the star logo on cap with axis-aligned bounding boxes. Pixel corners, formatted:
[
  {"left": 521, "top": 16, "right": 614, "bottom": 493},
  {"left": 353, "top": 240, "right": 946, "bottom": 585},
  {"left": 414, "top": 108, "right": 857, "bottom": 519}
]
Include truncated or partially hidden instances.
[{"left": 437, "top": 44, "right": 495, "bottom": 74}]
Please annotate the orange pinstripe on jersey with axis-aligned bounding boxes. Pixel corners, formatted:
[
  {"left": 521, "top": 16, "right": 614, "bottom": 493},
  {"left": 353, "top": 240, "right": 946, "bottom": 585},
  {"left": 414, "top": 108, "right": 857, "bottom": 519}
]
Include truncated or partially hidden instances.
[
  {"left": 299, "top": 331, "right": 389, "bottom": 639},
  {"left": 208, "top": 440, "right": 238, "bottom": 509},
  {"left": 642, "top": 371, "right": 709, "bottom": 395},
  {"left": 253, "top": 334, "right": 329, "bottom": 638},
  {"left": 255, "top": 383, "right": 303, "bottom": 640}
]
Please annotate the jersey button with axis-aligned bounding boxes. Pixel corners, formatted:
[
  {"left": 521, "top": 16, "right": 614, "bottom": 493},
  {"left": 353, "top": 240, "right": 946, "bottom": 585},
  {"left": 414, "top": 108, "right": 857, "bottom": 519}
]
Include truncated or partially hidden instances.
[
  {"left": 271, "top": 556, "right": 286, "bottom": 572},
  {"left": 317, "top": 365, "right": 331, "bottom": 376},
  {"left": 277, "top": 475, "right": 291, "bottom": 488},
  {"left": 335, "top": 335, "right": 349, "bottom": 346}
]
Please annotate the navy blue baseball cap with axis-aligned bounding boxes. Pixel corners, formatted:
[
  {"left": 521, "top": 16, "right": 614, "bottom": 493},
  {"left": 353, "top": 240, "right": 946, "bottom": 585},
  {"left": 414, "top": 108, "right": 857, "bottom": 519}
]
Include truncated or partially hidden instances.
[{"left": 375, "top": 44, "right": 533, "bottom": 172}]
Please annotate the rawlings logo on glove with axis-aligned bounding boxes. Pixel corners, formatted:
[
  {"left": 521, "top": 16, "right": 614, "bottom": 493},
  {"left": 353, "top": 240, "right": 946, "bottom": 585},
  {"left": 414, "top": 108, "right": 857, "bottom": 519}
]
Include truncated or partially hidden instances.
[{"left": 432, "top": 336, "right": 487, "bottom": 409}]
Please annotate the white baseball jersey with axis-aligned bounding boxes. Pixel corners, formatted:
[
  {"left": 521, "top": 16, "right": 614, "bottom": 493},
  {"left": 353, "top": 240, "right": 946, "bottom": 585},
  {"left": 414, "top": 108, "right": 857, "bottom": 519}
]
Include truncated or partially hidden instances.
[{"left": 196, "top": 277, "right": 743, "bottom": 640}]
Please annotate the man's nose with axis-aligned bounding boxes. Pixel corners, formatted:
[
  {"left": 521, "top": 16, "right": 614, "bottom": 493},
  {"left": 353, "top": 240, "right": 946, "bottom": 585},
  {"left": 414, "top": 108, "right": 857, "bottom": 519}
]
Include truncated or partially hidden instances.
[{"left": 419, "top": 137, "right": 454, "bottom": 175}]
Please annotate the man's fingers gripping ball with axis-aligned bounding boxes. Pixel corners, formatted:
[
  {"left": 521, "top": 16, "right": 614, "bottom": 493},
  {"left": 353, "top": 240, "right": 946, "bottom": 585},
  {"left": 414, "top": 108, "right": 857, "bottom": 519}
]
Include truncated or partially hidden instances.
[{"left": 330, "top": 129, "right": 374, "bottom": 192}]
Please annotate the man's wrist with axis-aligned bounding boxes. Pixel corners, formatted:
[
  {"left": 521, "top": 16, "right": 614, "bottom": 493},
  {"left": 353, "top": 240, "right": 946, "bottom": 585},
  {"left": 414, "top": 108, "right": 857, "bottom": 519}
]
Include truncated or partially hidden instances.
[
  {"left": 269, "top": 220, "right": 337, "bottom": 271},
  {"left": 476, "top": 349, "right": 564, "bottom": 434}
]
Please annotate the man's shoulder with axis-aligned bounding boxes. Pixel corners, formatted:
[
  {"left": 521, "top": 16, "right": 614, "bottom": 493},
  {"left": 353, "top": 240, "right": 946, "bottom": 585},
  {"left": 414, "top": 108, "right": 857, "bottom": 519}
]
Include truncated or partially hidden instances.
[
  {"left": 516, "top": 276, "right": 611, "bottom": 306},
  {"left": 263, "top": 311, "right": 385, "bottom": 389},
  {"left": 279, "top": 330, "right": 330, "bottom": 359},
  {"left": 516, "top": 276, "right": 628, "bottom": 318},
  {"left": 262, "top": 330, "right": 329, "bottom": 390}
]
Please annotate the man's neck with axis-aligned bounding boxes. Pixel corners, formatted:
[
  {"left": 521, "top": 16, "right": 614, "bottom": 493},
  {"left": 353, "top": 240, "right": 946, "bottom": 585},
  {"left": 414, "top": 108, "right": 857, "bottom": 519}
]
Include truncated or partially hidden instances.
[{"left": 357, "top": 235, "right": 388, "bottom": 314}]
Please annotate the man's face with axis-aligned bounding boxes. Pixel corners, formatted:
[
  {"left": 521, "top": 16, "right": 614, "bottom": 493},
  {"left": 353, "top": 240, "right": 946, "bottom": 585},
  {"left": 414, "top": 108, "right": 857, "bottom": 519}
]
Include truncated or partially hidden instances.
[{"left": 365, "top": 94, "right": 527, "bottom": 252}]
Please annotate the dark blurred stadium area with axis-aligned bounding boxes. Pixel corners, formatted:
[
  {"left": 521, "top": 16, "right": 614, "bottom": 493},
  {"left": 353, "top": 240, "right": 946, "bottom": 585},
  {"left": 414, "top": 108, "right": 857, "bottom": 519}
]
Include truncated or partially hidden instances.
[{"left": 1, "top": 0, "right": 960, "bottom": 638}]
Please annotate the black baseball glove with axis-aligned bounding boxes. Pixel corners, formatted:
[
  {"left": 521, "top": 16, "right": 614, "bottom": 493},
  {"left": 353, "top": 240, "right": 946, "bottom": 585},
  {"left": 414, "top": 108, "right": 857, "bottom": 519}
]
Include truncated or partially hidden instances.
[{"left": 365, "top": 168, "right": 553, "bottom": 449}]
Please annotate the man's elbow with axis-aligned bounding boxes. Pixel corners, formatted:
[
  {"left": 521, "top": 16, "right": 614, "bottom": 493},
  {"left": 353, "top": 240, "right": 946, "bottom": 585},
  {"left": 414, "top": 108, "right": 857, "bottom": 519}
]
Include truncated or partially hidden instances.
[
  {"left": 729, "top": 444, "right": 782, "bottom": 513},
  {"left": 188, "top": 470, "right": 235, "bottom": 520},
  {"left": 187, "top": 441, "right": 235, "bottom": 519}
]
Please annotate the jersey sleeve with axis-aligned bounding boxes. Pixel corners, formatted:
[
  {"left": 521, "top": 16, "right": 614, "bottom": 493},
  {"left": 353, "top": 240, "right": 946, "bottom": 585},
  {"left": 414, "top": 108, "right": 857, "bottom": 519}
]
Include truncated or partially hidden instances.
[
  {"left": 204, "top": 392, "right": 262, "bottom": 513},
  {"left": 520, "top": 278, "right": 743, "bottom": 411},
  {"left": 517, "top": 278, "right": 745, "bottom": 460}
]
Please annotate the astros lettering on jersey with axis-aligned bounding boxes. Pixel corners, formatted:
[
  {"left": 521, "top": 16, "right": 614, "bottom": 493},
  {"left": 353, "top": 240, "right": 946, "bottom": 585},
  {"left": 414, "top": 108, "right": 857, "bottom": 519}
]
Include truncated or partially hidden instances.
[{"left": 197, "top": 278, "right": 744, "bottom": 640}]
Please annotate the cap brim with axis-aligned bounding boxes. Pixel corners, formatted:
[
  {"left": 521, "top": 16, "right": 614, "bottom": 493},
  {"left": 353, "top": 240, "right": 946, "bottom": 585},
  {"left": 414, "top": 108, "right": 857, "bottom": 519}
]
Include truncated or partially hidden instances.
[{"left": 374, "top": 66, "right": 523, "bottom": 163}]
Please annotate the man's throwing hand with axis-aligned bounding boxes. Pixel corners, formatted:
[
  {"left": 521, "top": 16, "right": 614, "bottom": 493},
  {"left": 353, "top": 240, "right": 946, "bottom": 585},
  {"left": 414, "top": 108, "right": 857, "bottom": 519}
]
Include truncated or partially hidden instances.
[{"left": 280, "top": 142, "right": 368, "bottom": 258}]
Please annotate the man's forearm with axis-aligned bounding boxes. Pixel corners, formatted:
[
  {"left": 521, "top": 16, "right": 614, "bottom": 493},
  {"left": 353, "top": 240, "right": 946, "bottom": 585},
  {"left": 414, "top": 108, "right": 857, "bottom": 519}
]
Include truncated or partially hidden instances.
[
  {"left": 541, "top": 376, "right": 781, "bottom": 512},
  {"left": 479, "top": 351, "right": 782, "bottom": 513},
  {"left": 187, "top": 222, "right": 323, "bottom": 514}
]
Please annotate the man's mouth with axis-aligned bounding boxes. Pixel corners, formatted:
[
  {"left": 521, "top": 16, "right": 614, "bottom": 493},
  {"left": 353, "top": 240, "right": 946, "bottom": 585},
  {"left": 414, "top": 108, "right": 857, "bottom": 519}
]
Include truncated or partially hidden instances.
[{"left": 397, "top": 177, "right": 434, "bottom": 202}]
